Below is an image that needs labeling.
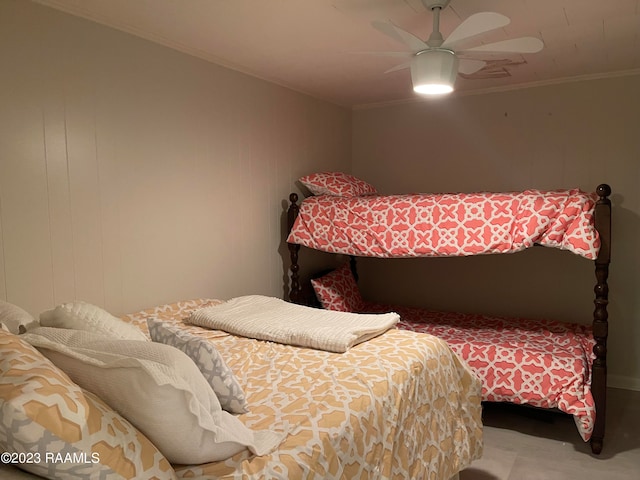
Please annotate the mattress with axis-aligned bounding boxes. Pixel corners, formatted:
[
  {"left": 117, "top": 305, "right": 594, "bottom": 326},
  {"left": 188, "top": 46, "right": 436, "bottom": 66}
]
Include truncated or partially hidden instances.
[
  {"left": 123, "top": 299, "right": 484, "bottom": 479},
  {"left": 360, "top": 301, "right": 596, "bottom": 441},
  {"left": 287, "top": 189, "right": 600, "bottom": 260}
]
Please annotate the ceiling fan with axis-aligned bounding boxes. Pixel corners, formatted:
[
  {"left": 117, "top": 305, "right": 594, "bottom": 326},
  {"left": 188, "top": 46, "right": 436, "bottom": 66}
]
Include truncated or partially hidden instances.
[{"left": 367, "top": 0, "right": 544, "bottom": 95}]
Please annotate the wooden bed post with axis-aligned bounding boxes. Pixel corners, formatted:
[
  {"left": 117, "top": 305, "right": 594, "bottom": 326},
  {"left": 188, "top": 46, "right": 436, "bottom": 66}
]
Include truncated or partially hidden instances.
[
  {"left": 590, "top": 183, "right": 611, "bottom": 455},
  {"left": 349, "top": 255, "right": 359, "bottom": 282},
  {"left": 287, "top": 193, "right": 302, "bottom": 303}
]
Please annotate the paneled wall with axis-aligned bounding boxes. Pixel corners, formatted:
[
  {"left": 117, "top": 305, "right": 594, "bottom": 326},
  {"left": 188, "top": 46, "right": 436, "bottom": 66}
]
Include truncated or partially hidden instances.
[
  {"left": 352, "top": 76, "right": 640, "bottom": 389},
  {"left": 0, "top": 1, "right": 350, "bottom": 316}
]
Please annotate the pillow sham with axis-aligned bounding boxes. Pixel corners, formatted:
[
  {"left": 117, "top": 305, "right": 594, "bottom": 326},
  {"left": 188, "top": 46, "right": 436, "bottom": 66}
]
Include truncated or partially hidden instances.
[
  {"left": 299, "top": 172, "right": 377, "bottom": 197},
  {"left": 40, "top": 301, "right": 149, "bottom": 341},
  {"left": 21, "top": 327, "right": 281, "bottom": 465},
  {"left": 147, "top": 318, "right": 249, "bottom": 414},
  {"left": 0, "top": 329, "right": 176, "bottom": 480},
  {"left": 0, "top": 300, "right": 38, "bottom": 335},
  {"left": 311, "top": 262, "right": 366, "bottom": 312}
]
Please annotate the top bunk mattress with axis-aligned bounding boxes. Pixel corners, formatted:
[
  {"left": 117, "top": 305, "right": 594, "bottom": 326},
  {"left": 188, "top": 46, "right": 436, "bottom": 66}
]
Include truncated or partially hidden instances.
[{"left": 287, "top": 189, "right": 600, "bottom": 260}]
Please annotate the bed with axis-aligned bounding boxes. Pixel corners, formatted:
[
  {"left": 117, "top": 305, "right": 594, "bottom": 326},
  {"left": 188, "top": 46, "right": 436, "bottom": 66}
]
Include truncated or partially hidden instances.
[
  {"left": 0, "top": 297, "right": 483, "bottom": 480},
  {"left": 285, "top": 172, "right": 611, "bottom": 455}
]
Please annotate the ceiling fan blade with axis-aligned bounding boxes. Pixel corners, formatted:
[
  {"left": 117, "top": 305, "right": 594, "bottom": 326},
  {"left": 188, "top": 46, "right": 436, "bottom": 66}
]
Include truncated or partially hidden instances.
[
  {"left": 372, "top": 20, "right": 428, "bottom": 52},
  {"left": 459, "top": 37, "right": 544, "bottom": 54},
  {"left": 442, "top": 12, "right": 510, "bottom": 48},
  {"left": 457, "top": 58, "right": 486, "bottom": 75},
  {"left": 351, "top": 51, "right": 414, "bottom": 58},
  {"left": 384, "top": 62, "right": 411, "bottom": 74}
]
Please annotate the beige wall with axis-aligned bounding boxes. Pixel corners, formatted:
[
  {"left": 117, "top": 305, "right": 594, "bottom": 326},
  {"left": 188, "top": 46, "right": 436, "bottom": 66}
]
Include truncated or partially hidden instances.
[
  {"left": 0, "top": 1, "right": 350, "bottom": 316},
  {"left": 352, "top": 76, "right": 640, "bottom": 389}
]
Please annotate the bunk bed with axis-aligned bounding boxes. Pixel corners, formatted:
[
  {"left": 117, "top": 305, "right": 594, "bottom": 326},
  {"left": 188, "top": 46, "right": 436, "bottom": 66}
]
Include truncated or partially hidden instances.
[{"left": 285, "top": 173, "right": 611, "bottom": 455}]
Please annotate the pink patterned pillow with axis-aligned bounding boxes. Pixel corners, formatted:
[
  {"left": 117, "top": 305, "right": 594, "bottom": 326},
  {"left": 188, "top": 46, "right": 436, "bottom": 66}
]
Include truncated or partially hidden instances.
[
  {"left": 311, "top": 263, "right": 366, "bottom": 312},
  {"left": 299, "top": 172, "right": 377, "bottom": 197}
]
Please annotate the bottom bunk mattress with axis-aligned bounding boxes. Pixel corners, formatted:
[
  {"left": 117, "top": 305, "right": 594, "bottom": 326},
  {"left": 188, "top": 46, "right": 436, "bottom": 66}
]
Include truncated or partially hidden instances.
[
  {"left": 361, "top": 301, "right": 596, "bottom": 442},
  {"left": 122, "top": 299, "right": 484, "bottom": 479}
]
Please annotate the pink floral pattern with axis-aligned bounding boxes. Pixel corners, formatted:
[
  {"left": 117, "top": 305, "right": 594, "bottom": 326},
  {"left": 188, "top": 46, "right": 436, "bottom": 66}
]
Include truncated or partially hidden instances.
[
  {"left": 288, "top": 189, "right": 600, "bottom": 259},
  {"left": 311, "top": 263, "right": 366, "bottom": 312},
  {"left": 362, "top": 302, "right": 596, "bottom": 442},
  {"left": 307, "top": 270, "right": 596, "bottom": 441},
  {"left": 299, "top": 172, "right": 377, "bottom": 197}
]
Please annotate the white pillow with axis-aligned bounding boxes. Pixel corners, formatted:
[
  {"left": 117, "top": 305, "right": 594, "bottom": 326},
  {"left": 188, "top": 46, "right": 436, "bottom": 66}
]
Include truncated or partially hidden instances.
[
  {"left": 147, "top": 318, "right": 249, "bottom": 414},
  {"left": 0, "top": 300, "right": 39, "bottom": 334},
  {"left": 0, "top": 329, "right": 177, "bottom": 480},
  {"left": 21, "top": 327, "right": 282, "bottom": 465},
  {"left": 39, "top": 301, "right": 148, "bottom": 341}
]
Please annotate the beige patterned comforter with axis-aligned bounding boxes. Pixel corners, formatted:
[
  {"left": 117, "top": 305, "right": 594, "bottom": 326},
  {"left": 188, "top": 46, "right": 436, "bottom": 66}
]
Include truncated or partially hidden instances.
[{"left": 124, "top": 299, "right": 483, "bottom": 480}]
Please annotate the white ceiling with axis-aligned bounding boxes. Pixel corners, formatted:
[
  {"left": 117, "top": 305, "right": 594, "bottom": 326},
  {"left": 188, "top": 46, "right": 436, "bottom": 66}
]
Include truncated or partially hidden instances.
[{"left": 34, "top": 0, "right": 640, "bottom": 108}]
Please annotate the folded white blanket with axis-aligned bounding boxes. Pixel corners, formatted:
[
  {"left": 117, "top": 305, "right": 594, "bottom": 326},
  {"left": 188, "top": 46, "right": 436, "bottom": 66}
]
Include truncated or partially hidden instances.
[{"left": 188, "top": 295, "right": 399, "bottom": 353}]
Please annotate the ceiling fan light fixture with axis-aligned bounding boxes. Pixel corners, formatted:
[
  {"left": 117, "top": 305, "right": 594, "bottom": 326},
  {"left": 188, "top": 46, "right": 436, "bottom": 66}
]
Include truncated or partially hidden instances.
[{"left": 411, "top": 49, "right": 458, "bottom": 95}]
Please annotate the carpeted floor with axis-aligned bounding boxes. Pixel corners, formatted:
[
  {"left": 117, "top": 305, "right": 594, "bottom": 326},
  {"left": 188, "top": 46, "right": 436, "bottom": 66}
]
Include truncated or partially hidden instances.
[{"left": 460, "top": 388, "right": 640, "bottom": 479}]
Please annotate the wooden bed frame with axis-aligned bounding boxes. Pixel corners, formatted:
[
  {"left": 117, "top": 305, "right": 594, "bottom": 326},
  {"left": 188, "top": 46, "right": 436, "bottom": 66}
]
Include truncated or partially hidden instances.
[{"left": 286, "top": 184, "right": 612, "bottom": 455}]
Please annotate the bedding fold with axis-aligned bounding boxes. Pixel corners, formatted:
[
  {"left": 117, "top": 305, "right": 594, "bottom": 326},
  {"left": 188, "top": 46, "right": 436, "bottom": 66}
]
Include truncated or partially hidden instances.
[{"left": 187, "top": 295, "right": 399, "bottom": 353}]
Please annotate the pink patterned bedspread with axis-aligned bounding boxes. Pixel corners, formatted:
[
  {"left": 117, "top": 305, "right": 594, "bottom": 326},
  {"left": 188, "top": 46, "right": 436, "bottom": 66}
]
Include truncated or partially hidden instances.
[
  {"left": 288, "top": 189, "right": 600, "bottom": 259},
  {"left": 361, "top": 301, "right": 596, "bottom": 441}
]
